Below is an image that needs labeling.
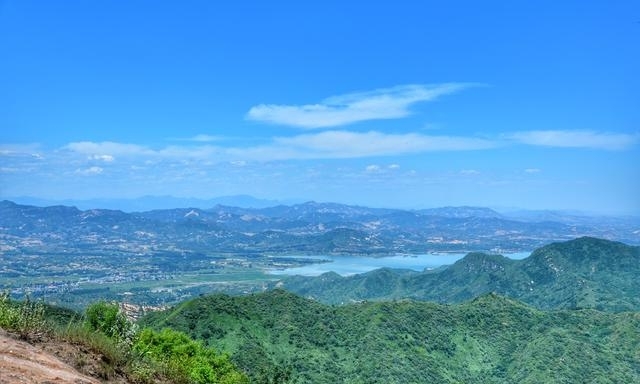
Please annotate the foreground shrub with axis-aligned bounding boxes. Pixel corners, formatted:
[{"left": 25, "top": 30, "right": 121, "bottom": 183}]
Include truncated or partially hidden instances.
[
  {"left": 0, "top": 292, "right": 47, "bottom": 340},
  {"left": 134, "top": 328, "right": 249, "bottom": 384},
  {"left": 84, "top": 301, "right": 135, "bottom": 345},
  {"left": 0, "top": 297, "right": 250, "bottom": 383},
  {"left": 58, "top": 322, "right": 128, "bottom": 368}
]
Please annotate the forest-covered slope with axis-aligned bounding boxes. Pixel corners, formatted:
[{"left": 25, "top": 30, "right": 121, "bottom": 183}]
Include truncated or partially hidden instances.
[
  {"left": 141, "top": 290, "right": 640, "bottom": 383},
  {"left": 279, "top": 237, "right": 640, "bottom": 311}
]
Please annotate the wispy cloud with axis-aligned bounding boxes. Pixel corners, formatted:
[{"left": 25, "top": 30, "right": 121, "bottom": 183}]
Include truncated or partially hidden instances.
[
  {"left": 0, "top": 144, "right": 43, "bottom": 158},
  {"left": 75, "top": 166, "right": 104, "bottom": 175},
  {"left": 14, "top": 129, "right": 637, "bottom": 175},
  {"left": 508, "top": 130, "right": 639, "bottom": 150},
  {"left": 171, "top": 134, "right": 223, "bottom": 142},
  {"left": 363, "top": 164, "right": 401, "bottom": 174},
  {"left": 64, "top": 142, "right": 154, "bottom": 157},
  {"left": 246, "top": 83, "right": 474, "bottom": 129},
  {"left": 30, "top": 131, "right": 498, "bottom": 169},
  {"left": 89, "top": 154, "right": 115, "bottom": 162},
  {"left": 265, "top": 130, "right": 496, "bottom": 158},
  {"left": 6, "top": 128, "right": 636, "bottom": 196},
  {"left": 63, "top": 141, "right": 224, "bottom": 161},
  {"left": 365, "top": 164, "right": 381, "bottom": 173}
]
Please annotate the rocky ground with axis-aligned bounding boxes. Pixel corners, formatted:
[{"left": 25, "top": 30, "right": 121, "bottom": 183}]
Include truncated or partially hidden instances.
[{"left": 0, "top": 330, "right": 125, "bottom": 384}]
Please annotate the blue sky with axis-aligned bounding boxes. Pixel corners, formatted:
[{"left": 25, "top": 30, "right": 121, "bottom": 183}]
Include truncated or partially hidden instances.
[{"left": 1, "top": 1, "right": 638, "bottom": 213}]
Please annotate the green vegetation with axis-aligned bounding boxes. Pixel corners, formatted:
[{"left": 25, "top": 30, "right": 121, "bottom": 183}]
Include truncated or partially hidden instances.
[
  {"left": 85, "top": 300, "right": 136, "bottom": 342},
  {"left": 0, "top": 292, "right": 48, "bottom": 340},
  {"left": 3, "top": 237, "right": 640, "bottom": 383},
  {"left": 4, "top": 199, "right": 639, "bottom": 311},
  {"left": 134, "top": 328, "right": 249, "bottom": 384},
  {"left": 280, "top": 237, "right": 640, "bottom": 311},
  {"left": 0, "top": 295, "right": 249, "bottom": 383},
  {"left": 143, "top": 289, "right": 640, "bottom": 383}
]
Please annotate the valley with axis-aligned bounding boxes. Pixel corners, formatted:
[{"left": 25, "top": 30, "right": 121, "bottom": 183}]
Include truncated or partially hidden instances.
[
  {"left": 1, "top": 200, "right": 639, "bottom": 310},
  {"left": 1, "top": 200, "right": 639, "bottom": 383}
]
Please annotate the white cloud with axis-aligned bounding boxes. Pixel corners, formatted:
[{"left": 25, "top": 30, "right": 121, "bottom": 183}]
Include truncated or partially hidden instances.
[
  {"left": 0, "top": 144, "right": 42, "bottom": 157},
  {"left": 220, "top": 131, "right": 496, "bottom": 161},
  {"left": 64, "top": 141, "right": 223, "bottom": 161},
  {"left": 267, "top": 130, "right": 496, "bottom": 159},
  {"left": 508, "top": 130, "right": 639, "bottom": 150},
  {"left": 174, "top": 134, "right": 222, "bottom": 142},
  {"left": 90, "top": 154, "right": 115, "bottom": 162},
  {"left": 65, "top": 141, "right": 154, "bottom": 157},
  {"left": 19, "top": 127, "right": 635, "bottom": 186},
  {"left": 365, "top": 164, "right": 381, "bottom": 173},
  {"left": 246, "top": 83, "right": 474, "bottom": 129},
  {"left": 75, "top": 166, "right": 103, "bottom": 175},
  {"left": 157, "top": 145, "right": 221, "bottom": 159},
  {"left": 0, "top": 167, "right": 21, "bottom": 173}
]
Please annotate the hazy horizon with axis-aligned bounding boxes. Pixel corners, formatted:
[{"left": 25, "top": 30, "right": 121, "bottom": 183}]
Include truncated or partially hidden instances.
[
  {"left": 2, "top": 1, "right": 638, "bottom": 215},
  {"left": 3, "top": 194, "right": 636, "bottom": 217}
]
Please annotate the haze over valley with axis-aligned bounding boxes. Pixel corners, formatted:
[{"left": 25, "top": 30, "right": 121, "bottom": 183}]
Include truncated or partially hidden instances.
[{"left": 1, "top": 199, "right": 638, "bottom": 310}]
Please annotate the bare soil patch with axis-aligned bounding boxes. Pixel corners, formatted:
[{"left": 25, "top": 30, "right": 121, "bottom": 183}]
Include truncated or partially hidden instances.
[{"left": 0, "top": 330, "right": 129, "bottom": 384}]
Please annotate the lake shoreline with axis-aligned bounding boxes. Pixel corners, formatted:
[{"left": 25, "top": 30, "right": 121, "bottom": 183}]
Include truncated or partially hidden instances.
[{"left": 267, "top": 251, "right": 532, "bottom": 277}]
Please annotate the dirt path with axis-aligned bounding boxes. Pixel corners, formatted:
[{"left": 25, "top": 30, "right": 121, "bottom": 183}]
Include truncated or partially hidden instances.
[{"left": 0, "top": 332, "right": 100, "bottom": 384}]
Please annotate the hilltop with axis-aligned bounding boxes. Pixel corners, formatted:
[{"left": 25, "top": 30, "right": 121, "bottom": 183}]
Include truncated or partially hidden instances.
[
  {"left": 279, "top": 237, "right": 640, "bottom": 311},
  {"left": 142, "top": 289, "right": 640, "bottom": 383}
]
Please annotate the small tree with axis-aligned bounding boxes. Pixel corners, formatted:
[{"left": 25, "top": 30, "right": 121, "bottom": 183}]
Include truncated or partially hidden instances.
[{"left": 84, "top": 301, "right": 135, "bottom": 344}]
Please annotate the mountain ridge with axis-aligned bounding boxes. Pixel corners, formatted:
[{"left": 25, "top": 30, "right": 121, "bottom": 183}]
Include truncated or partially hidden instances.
[
  {"left": 141, "top": 289, "right": 640, "bottom": 383},
  {"left": 2, "top": 200, "right": 638, "bottom": 256},
  {"left": 279, "top": 237, "right": 640, "bottom": 311}
]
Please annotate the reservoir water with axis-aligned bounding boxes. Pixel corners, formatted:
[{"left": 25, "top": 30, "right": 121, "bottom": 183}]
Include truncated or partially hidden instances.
[{"left": 268, "top": 251, "right": 531, "bottom": 276}]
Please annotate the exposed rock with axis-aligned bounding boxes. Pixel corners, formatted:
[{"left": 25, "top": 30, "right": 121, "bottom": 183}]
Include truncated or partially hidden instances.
[{"left": 0, "top": 331, "right": 100, "bottom": 384}]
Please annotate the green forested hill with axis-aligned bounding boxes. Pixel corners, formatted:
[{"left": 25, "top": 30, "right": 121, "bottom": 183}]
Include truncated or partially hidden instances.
[
  {"left": 141, "top": 290, "right": 640, "bottom": 383},
  {"left": 279, "top": 237, "right": 640, "bottom": 311}
]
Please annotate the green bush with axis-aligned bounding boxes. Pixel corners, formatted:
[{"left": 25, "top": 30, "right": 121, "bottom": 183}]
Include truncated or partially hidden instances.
[
  {"left": 134, "top": 328, "right": 249, "bottom": 384},
  {"left": 0, "top": 297, "right": 249, "bottom": 383},
  {"left": 0, "top": 292, "right": 47, "bottom": 340},
  {"left": 57, "top": 322, "right": 128, "bottom": 368},
  {"left": 84, "top": 301, "right": 135, "bottom": 344}
]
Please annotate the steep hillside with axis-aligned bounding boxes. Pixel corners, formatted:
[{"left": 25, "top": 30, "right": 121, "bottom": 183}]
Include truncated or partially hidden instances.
[
  {"left": 279, "top": 237, "right": 640, "bottom": 311},
  {"left": 142, "top": 290, "right": 640, "bottom": 384}
]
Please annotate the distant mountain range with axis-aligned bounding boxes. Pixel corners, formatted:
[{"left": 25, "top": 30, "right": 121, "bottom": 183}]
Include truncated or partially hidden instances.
[
  {"left": 1, "top": 200, "right": 639, "bottom": 255},
  {"left": 277, "top": 237, "right": 640, "bottom": 311},
  {"left": 4, "top": 195, "right": 290, "bottom": 211}
]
